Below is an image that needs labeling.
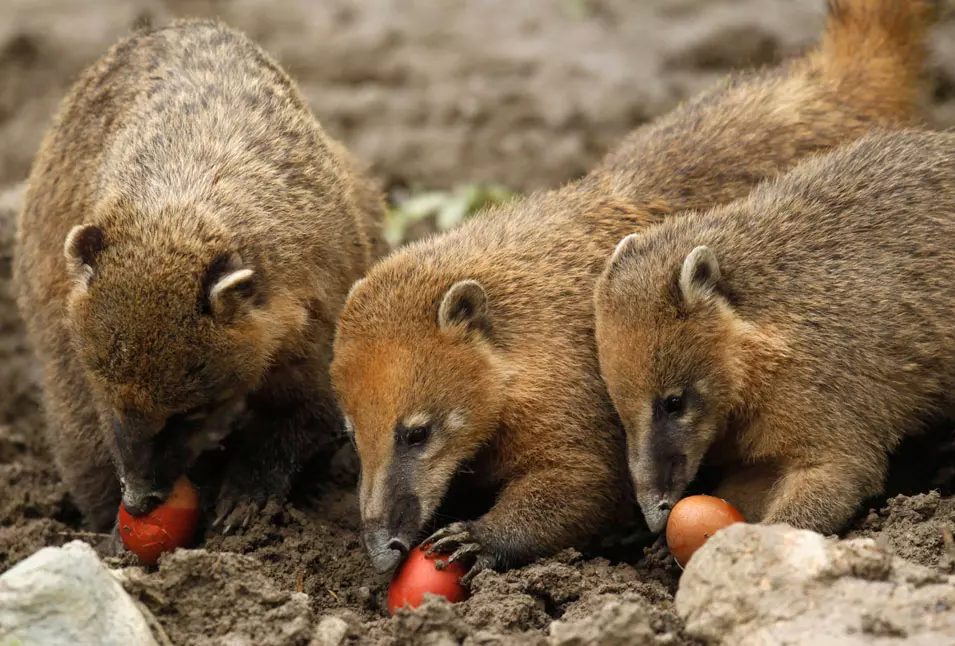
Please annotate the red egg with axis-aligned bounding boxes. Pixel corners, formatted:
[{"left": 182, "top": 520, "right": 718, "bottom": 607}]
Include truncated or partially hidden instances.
[
  {"left": 118, "top": 475, "right": 200, "bottom": 566},
  {"left": 666, "top": 494, "right": 744, "bottom": 567},
  {"left": 387, "top": 545, "right": 469, "bottom": 615}
]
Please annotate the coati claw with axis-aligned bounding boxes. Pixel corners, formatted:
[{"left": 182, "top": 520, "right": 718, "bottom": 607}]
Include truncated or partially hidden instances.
[
  {"left": 424, "top": 521, "right": 472, "bottom": 556},
  {"left": 213, "top": 458, "right": 289, "bottom": 534},
  {"left": 447, "top": 542, "right": 481, "bottom": 563},
  {"left": 423, "top": 521, "right": 498, "bottom": 585},
  {"left": 213, "top": 494, "right": 264, "bottom": 535},
  {"left": 461, "top": 553, "right": 497, "bottom": 585}
]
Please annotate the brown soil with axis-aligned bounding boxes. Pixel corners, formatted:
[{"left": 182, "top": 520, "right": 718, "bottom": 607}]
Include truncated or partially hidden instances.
[{"left": 2, "top": 2, "right": 955, "bottom": 644}]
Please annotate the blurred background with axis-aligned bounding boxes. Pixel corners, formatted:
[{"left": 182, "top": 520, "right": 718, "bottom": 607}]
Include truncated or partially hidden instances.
[{"left": 4, "top": 1, "right": 955, "bottom": 198}]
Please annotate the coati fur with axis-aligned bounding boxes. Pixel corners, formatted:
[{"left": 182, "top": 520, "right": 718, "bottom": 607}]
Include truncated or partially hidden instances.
[
  {"left": 329, "top": 0, "right": 936, "bottom": 578},
  {"left": 15, "top": 19, "right": 386, "bottom": 532},
  {"left": 594, "top": 128, "right": 955, "bottom": 535}
]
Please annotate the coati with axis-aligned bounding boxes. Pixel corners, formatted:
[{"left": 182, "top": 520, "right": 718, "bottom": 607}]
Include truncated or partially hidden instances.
[
  {"left": 594, "top": 128, "right": 955, "bottom": 535},
  {"left": 15, "top": 19, "right": 386, "bottom": 533},
  {"left": 330, "top": 0, "right": 938, "bottom": 580}
]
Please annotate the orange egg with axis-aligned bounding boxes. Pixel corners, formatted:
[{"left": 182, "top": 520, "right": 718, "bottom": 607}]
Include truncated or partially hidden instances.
[
  {"left": 665, "top": 495, "right": 744, "bottom": 567},
  {"left": 118, "top": 475, "right": 200, "bottom": 565},
  {"left": 388, "top": 545, "right": 469, "bottom": 615}
]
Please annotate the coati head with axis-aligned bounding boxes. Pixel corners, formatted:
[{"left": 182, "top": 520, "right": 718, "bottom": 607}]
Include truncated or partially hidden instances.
[
  {"left": 63, "top": 198, "right": 307, "bottom": 515},
  {"left": 595, "top": 233, "right": 760, "bottom": 533},
  {"left": 331, "top": 270, "right": 508, "bottom": 573}
]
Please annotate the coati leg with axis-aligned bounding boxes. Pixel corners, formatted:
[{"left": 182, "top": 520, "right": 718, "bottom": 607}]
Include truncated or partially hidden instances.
[
  {"left": 761, "top": 455, "right": 887, "bottom": 534},
  {"left": 711, "top": 461, "right": 781, "bottom": 522},
  {"left": 425, "top": 462, "right": 617, "bottom": 584},
  {"left": 42, "top": 356, "right": 120, "bottom": 533},
  {"left": 212, "top": 367, "right": 342, "bottom": 532}
]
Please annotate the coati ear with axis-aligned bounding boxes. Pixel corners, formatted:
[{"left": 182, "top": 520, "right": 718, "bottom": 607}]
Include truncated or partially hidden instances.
[
  {"left": 205, "top": 253, "right": 260, "bottom": 323},
  {"left": 64, "top": 224, "right": 106, "bottom": 285},
  {"left": 438, "top": 279, "right": 489, "bottom": 336},
  {"left": 679, "top": 245, "right": 722, "bottom": 306},
  {"left": 606, "top": 233, "right": 641, "bottom": 275},
  {"left": 346, "top": 278, "right": 366, "bottom": 302}
]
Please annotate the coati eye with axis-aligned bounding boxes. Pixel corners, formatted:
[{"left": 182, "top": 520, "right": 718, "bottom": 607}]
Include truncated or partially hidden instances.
[
  {"left": 399, "top": 425, "right": 431, "bottom": 448},
  {"left": 664, "top": 395, "right": 685, "bottom": 416}
]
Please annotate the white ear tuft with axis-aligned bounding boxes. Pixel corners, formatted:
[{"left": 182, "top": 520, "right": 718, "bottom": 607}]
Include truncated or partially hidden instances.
[
  {"left": 438, "top": 279, "right": 489, "bottom": 336},
  {"left": 679, "top": 245, "right": 721, "bottom": 306},
  {"left": 209, "top": 267, "right": 258, "bottom": 323},
  {"left": 346, "top": 278, "right": 366, "bottom": 303},
  {"left": 607, "top": 233, "right": 642, "bottom": 271},
  {"left": 64, "top": 224, "right": 106, "bottom": 286}
]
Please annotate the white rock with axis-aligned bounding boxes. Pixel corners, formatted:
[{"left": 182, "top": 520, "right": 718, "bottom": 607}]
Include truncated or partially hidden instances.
[
  {"left": 676, "top": 523, "right": 955, "bottom": 645},
  {"left": 0, "top": 540, "right": 159, "bottom": 646}
]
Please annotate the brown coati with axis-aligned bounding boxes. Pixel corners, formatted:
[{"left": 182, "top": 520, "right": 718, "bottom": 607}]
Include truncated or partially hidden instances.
[
  {"left": 593, "top": 128, "right": 955, "bottom": 535},
  {"left": 15, "top": 19, "right": 386, "bottom": 533},
  {"left": 329, "top": 0, "right": 937, "bottom": 580}
]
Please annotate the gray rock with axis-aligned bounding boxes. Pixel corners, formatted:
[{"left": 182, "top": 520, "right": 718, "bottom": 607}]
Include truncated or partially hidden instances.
[
  {"left": 676, "top": 523, "right": 955, "bottom": 645},
  {"left": 0, "top": 540, "right": 159, "bottom": 646}
]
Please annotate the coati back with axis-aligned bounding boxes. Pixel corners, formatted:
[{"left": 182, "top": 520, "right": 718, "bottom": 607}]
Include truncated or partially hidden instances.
[
  {"left": 594, "top": 128, "right": 955, "bottom": 534},
  {"left": 330, "top": 0, "right": 937, "bottom": 578},
  {"left": 15, "top": 19, "right": 385, "bottom": 532}
]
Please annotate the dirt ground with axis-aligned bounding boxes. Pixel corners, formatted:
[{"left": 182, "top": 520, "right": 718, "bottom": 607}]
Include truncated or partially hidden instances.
[{"left": 2, "top": 1, "right": 955, "bottom": 645}]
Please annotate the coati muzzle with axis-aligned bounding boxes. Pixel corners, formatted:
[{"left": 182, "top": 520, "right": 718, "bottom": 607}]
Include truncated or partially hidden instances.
[
  {"left": 362, "top": 489, "right": 422, "bottom": 572},
  {"left": 633, "top": 445, "right": 690, "bottom": 533}
]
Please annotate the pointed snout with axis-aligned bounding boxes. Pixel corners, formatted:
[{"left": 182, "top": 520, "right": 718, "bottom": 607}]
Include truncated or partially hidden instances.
[
  {"left": 363, "top": 528, "right": 412, "bottom": 573},
  {"left": 631, "top": 448, "right": 687, "bottom": 533}
]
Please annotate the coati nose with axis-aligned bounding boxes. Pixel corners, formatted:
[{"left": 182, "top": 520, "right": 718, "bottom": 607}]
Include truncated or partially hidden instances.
[
  {"left": 387, "top": 537, "right": 411, "bottom": 555},
  {"left": 364, "top": 528, "right": 410, "bottom": 573},
  {"left": 658, "top": 501, "right": 673, "bottom": 512},
  {"left": 121, "top": 492, "right": 165, "bottom": 516}
]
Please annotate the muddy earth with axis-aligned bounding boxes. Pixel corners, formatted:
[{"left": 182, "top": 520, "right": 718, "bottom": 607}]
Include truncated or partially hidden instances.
[{"left": 2, "top": 2, "right": 955, "bottom": 645}]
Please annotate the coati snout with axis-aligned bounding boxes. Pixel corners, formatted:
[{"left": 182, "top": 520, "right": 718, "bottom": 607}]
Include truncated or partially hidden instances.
[
  {"left": 628, "top": 380, "right": 718, "bottom": 532},
  {"left": 362, "top": 486, "right": 420, "bottom": 572}
]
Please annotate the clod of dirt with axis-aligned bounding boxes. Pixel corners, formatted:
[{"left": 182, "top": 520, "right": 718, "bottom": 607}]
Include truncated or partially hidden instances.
[
  {"left": 374, "top": 595, "right": 472, "bottom": 646},
  {"left": 676, "top": 523, "right": 955, "bottom": 645},
  {"left": 117, "top": 549, "right": 315, "bottom": 646},
  {"left": 312, "top": 611, "right": 366, "bottom": 646},
  {"left": 847, "top": 491, "right": 955, "bottom": 572},
  {"left": 548, "top": 598, "right": 655, "bottom": 645}
]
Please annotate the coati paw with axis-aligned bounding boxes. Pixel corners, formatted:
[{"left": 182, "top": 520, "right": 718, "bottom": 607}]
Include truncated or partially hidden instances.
[
  {"left": 423, "top": 521, "right": 498, "bottom": 585},
  {"left": 212, "top": 492, "right": 266, "bottom": 535},
  {"left": 212, "top": 461, "right": 291, "bottom": 534}
]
